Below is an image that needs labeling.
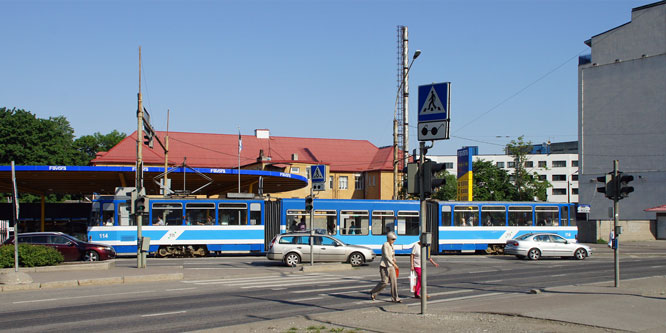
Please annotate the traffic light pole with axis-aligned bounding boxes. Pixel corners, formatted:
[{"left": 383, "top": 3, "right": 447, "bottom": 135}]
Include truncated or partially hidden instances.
[
  {"left": 419, "top": 141, "right": 428, "bottom": 314},
  {"left": 613, "top": 160, "right": 619, "bottom": 287},
  {"left": 309, "top": 185, "right": 314, "bottom": 266},
  {"left": 136, "top": 47, "right": 146, "bottom": 269}
]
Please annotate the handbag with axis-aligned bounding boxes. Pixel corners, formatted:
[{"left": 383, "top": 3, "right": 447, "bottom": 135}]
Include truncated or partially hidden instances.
[{"left": 409, "top": 270, "right": 417, "bottom": 293}]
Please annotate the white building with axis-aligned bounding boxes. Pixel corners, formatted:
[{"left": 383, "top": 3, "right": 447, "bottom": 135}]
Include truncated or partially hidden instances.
[{"left": 429, "top": 144, "right": 579, "bottom": 203}]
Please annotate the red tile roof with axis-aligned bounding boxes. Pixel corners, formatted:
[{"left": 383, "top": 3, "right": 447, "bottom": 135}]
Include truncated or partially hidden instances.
[{"left": 91, "top": 131, "right": 395, "bottom": 173}]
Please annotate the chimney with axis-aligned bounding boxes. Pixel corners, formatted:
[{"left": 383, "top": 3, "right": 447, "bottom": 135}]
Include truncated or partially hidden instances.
[
  {"left": 255, "top": 129, "right": 270, "bottom": 139},
  {"left": 292, "top": 153, "right": 298, "bottom": 161}
]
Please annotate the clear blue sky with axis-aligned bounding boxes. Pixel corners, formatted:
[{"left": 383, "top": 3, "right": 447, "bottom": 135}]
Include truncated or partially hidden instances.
[{"left": 0, "top": 0, "right": 650, "bottom": 155}]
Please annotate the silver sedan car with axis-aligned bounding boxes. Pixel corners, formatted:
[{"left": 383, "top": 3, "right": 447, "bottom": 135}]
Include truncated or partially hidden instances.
[
  {"left": 504, "top": 233, "right": 592, "bottom": 260},
  {"left": 266, "top": 232, "right": 375, "bottom": 266}
]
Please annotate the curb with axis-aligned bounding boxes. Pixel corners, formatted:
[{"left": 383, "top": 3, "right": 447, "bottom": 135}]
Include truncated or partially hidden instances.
[{"left": 0, "top": 273, "right": 183, "bottom": 292}]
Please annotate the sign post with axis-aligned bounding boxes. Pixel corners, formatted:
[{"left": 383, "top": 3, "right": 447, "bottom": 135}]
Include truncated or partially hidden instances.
[{"left": 417, "top": 82, "right": 451, "bottom": 315}]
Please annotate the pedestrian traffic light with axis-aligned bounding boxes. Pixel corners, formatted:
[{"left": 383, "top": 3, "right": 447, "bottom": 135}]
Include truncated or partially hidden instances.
[
  {"left": 423, "top": 160, "right": 446, "bottom": 196},
  {"left": 406, "top": 163, "right": 419, "bottom": 195},
  {"left": 128, "top": 190, "right": 138, "bottom": 214},
  {"left": 617, "top": 173, "right": 634, "bottom": 200},
  {"left": 596, "top": 173, "right": 615, "bottom": 199},
  {"left": 143, "top": 124, "right": 154, "bottom": 149},
  {"left": 135, "top": 195, "right": 149, "bottom": 214},
  {"left": 305, "top": 196, "right": 313, "bottom": 213}
]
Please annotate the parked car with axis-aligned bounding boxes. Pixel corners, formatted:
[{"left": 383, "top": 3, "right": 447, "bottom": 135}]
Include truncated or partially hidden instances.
[
  {"left": 2, "top": 232, "right": 116, "bottom": 261},
  {"left": 505, "top": 233, "right": 592, "bottom": 260},
  {"left": 266, "top": 232, "right": 375, "bottom": 266}
]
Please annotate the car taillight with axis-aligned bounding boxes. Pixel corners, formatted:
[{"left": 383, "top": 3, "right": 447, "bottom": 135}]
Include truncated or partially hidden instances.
[
  {"left": 268, "top": 237, "right": 276, "bottom": 250},
  {"left": 509, "top": 241, "right": 518, "bottom": 246}
]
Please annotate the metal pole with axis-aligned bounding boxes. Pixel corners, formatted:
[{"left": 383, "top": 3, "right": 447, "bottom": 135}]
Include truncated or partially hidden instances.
[
  {"left": 11, "top": 161, "right": 19, "bottom": 273},
  {"left": 613, "top": 159, "right": 620, "bottom": 287},
  {"left": 310, "top": 185, "right": 314, "bottom": 266},
  {"left": 136, "top": 46, "right": 145, "bottom": 269},
  {"left": 393, "top": 119, "right": 399, "bottom": 200},
  {"left": 419, "top": 141, "right": 427, "bottom": 314},
  {"left": 402, "top": 27, "right": 410, "bottom": 193}
]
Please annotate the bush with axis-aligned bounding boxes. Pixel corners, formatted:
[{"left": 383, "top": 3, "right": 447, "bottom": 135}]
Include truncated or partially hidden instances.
[{"left": 0, "top": 244, "right": 64, "bottom": 268}]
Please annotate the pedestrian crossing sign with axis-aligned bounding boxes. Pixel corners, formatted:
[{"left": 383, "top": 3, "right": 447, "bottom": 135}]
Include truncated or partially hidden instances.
[
  {"left": 418, "top": 82, "right": 451, "bottom": 141},
  {"left": 311, "top": 165, "right": 326, "bottom": 183}
]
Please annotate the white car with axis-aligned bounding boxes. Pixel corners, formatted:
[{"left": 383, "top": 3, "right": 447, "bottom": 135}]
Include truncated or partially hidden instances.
[
  {"left": 266, "top": 232, "right": 375, "bottom": 266},
  {"left": 504, "top": 233, "right": 592, "bottom": 260}
]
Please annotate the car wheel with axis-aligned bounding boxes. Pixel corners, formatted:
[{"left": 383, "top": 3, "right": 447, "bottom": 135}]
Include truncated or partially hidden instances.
[
  {"left": 84, "top": 250, "right": 100, "bottom": 261},
  {"left": 284, "top": 252, "right": 301, "bottom": 267},
  {"left": 574, "top": 248, "right": 588, "bottom": 260},
  {"left": 348, "top": 252, "right": 365, "bottom": 267},
  {"left": 527, "top": 248, "right": 541, "bottom": 260}
]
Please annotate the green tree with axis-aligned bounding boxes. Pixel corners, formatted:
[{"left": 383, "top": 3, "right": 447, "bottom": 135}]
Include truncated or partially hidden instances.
[
  {"left": 472, "top": 159, "right": 516, "bottom": 201},
  {"left": 73, "top": 130, "right": 126, "bottom": 164},
  {"left": 506, "top": 136, "right": 551, "bottom": 201},
  {"left": 0, "top": 108, "right": 79, "bottom": 165},
  {"left": 431, "top": 169, "right": 457, "bottom": 201}
]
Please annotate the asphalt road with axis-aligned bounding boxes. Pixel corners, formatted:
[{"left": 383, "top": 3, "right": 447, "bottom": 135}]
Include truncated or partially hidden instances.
[{"left": 2, "top": 254, "right": 665, "bottom": 332}]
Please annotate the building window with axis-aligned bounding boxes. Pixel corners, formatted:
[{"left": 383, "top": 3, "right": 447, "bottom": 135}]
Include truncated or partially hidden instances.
[
  {"left": 496, "top": 162, "right": 505, "bottom": 168},
  {"left": 291, "top": 167, "right": 300, "bottom": 174},
  {"left": 572, "top": 174, "right": 578, "bottom": 181},
  {"left": 552, "top": 160, "right": 566, "bottom": 168},
  {"left": 572, "top": 160, "right": 579, "bottom": 167},
  {"left": 354, "top": 174, "right": 364, "bottom": 190},
  {"left": 329, "top": 176, "right": 334, "bottom": 189},
  {"left": 552, "top": 174, "right": 566, "bottom": 181},
  {"left": 538, "top": 175, "right": 547, "bottom": 181},
  {"left": 538, "top": 161, "right": 547, "bottom": 168},
  {"left": 339, "top": 176, "right": 348, "bottom": 190},
  {"left": 552, "top": 188, "right": 567, "bottom": 195},
  {"left": 572, "top": 188, "right": 579, "bottom": 195},
  {"left": 444, "top": 162, "right": 454, "bottom": 169},
  {"left": 507, "top": 161, "right": 516, "bottom": 168},
  {"left": 524, "top": 161, "right": 533, "bottom": 168}
]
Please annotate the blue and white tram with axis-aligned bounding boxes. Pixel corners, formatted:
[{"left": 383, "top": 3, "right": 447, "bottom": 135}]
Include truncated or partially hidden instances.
[
  {"left": 88, "top": 194, "right": 270, "bottom": 256},
  {"left": 428, "top": 201, "right": 578, "bottom": 253},
  {"left": 279, "top": 198, "right": 421, "bottom": 254}
]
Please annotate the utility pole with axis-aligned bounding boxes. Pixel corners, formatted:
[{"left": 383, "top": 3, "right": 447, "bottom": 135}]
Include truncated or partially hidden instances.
[{"left": 136, "top": 46, "right": 146, "bottom": 269}]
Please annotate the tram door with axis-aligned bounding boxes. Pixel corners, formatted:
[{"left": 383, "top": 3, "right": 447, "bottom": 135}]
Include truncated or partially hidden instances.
[{"left": 264, "top": 200, "right": 282, "bottom": 249}]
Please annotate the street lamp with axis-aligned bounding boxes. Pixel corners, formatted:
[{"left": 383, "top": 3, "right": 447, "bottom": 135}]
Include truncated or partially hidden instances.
[{"left": 393, "top": 50, "right": 422, "bottom": 200}]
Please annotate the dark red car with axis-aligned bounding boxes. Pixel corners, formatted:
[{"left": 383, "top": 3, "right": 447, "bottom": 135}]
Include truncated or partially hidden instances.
[{"left": 2, "top": 232, "right": 116, "bottom": 261}]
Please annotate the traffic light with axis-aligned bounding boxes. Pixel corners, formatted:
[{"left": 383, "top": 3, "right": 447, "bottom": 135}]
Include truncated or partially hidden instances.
[
  {"left": 596, "top": 173, "right": 616, "bottom": 199},
  {"left": 406, "top": 162, "right": 419, "bottom": 195},
  {"left": 129, "top": 190, "right": 138, "bottom": 214},
  {"left": 617, "top": 173, "right": 634, "bottom": 200},
  {"left": 305, "top": 195, "right": 313, "bottom": 213},
  {"left": 143, "top": 124, "right": 154, "bottom": 149},
  {"left": 423, "top": 160, "right": 446, "bottom": 196},
  {"left": 135, "top": 195, "right": 150, "bottom": 214}
]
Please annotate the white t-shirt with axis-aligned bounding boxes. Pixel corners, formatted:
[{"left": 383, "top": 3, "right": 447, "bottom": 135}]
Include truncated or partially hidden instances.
[{"left": 411, "top": 244, "right": 422, "bottom": 268}]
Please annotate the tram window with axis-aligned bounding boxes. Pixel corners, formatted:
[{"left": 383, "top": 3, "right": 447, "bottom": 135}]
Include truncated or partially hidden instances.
[
  {"left": 249, "top": 203, "right": 262, "bottom": 225},
  {"left": 481, "top": 206, "right": 506, "bottom": 226},
  {"left": 372, "top": 211, "right": 394, "bottom": 235},
  {"left": 536, "top": 206, "right": 559, "bottom": 226},
  {"left": 314, "top": 210, "right": 337, "bottom": 234},
  {"left": 153, "top": 203, "right": 183, "bottom": 226},
  {"left": 397, "top": 211, "right": 419, "bottom": 235},
  {"left": 287, "top": 210, "right": 309, "bottom": 231},
  {"left": 441, "top": 206, "right": 452, "bottom": 226},
  {"left": 454, "top": 206, "right": 479, "bottom": 226},
  {"left": 219, "top": 203, "right": 247, "bottom": 226},
  {"left": 508, "top": 206, "right": 533, "bottom": 226},
  {"left": 340, "top": 211, "right": 368, "bottom": 235}
]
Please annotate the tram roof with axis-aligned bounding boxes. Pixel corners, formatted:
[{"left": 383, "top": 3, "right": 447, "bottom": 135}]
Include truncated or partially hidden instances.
[{"left": 0, "top": 165, "right": 307, "bottom": 196}]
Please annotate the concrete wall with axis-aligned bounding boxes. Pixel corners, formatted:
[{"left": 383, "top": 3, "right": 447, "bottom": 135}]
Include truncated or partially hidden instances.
[{"left": 579, "top": 219, "right": 656, "bottom": 243}]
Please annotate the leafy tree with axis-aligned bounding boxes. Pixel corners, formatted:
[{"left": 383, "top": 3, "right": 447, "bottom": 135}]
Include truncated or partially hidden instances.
[
  {"left": 0, "top": 108, "right": 78, "bottom": 165},
  {"left": 431, "top": 169, "right": 457, "bottom": 201},
  {"left": 73, "top": 130, "right": 126, "bottom": 164},
  {"left": 506, "top": 136, "right": 551, "bottom": 201},
  {"left": 471, "top": 159, "right": 516, "bottom": 201}
]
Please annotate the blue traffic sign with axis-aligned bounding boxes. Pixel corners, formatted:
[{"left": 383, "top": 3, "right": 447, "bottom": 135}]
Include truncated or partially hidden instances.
[
  {"left": 311, "top": 165, "right": 326, "bottom": 183},
  {"left": 418, "top": 82, "right": 451, "bottom": 141}
]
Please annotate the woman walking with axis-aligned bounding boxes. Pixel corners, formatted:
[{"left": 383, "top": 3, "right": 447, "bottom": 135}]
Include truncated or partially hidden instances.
[{"left": 370, "top": 231, "right": 401, "bottom": 303}]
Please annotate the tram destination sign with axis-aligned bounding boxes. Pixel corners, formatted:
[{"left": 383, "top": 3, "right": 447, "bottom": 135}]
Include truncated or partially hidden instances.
[{"left": 418, "top": 82, "right": 451, "bottom": 141}]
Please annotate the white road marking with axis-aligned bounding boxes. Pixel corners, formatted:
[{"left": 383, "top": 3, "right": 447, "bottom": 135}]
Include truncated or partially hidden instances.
[
  {"left": 291, "top": 297, "right": 324, "bottom": 302},
  {"left": 142, "top": 310, "right": 187, "bottom": 317},
  {"left": 292, "top": 284, "right": 374, "bottom": 294},
  {"left": 13, "top": 290, "right": 155, "bottom": 304},
  {"left": 166, "top": 287, "right": 197, "bottom": 291}
]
